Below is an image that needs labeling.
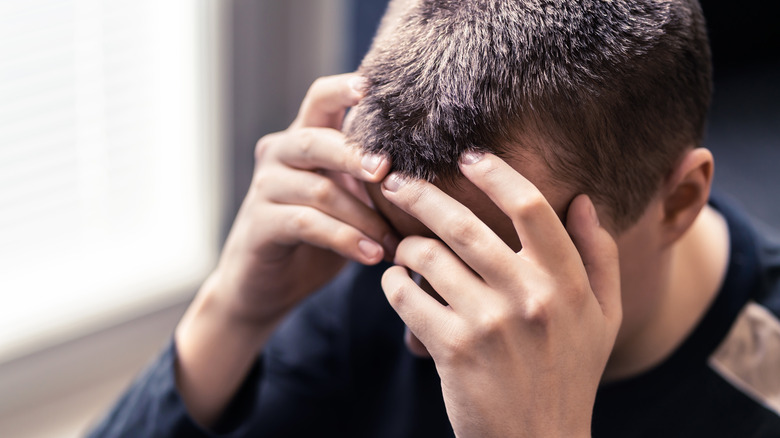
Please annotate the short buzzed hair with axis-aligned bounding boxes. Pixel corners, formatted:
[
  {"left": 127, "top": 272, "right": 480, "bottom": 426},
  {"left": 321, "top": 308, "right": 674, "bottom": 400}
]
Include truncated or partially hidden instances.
[{"left": 346, "top": 0, "right": 712, "bottom": 230}]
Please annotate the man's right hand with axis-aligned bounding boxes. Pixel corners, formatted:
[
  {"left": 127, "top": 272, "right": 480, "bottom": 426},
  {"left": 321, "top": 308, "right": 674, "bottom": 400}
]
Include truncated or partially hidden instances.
[
  {"left": 214, "top": 73, "right": 396, "bottom": 326},
  {"left": 173, "top": 73, "right": 395, "bottom": 427}
]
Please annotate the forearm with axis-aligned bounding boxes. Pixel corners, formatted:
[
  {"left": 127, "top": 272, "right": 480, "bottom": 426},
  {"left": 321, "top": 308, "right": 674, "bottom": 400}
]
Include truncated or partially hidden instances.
[{"left": 174, "top": 273, "right": 280, "bottom": 428}]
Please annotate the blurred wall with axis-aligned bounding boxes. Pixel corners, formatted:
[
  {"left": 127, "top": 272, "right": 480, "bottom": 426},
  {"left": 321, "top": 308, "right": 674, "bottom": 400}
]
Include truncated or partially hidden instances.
[
  {"left": 228, "top": 0, "right": 349, "bottom": 238},
  {"left": 701, "top": 2, "right": 780, "bottom": 226}
]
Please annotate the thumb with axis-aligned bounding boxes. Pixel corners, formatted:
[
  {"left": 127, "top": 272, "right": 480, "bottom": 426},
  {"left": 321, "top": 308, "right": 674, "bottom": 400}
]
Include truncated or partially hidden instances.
[
  {"left": 566, "top": 194, "right": 622, "bottom": 325},
  {"left": 291, "top": 73, "right": 366, "bottom": 129}
]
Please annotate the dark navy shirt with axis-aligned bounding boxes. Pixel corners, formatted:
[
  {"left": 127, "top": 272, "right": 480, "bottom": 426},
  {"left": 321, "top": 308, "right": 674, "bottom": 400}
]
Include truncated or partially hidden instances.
[{"left": 88, "top": 195, "right": 780, "bottom": 437}]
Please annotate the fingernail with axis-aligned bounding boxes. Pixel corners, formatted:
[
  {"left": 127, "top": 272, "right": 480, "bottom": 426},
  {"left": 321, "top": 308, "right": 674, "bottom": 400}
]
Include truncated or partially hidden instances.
[
  {"left": 361, "top": 154, "right": 384, "bottom": 175},
  {"left": 383, "top": 174, "right": 406, "bottom": 192},
  {"left": 349, "top": 76, "right": 368, "bottom": 95},
  {"left": 358, "top": 239, "right": 382, "bottom": 260},
  {"left": 461, "top": 151, "right": 484, "bottom": 165}
]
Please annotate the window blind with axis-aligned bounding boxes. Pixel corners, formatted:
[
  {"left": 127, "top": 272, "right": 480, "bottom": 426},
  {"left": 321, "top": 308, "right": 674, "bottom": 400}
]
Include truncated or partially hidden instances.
[{"left": 0, "top": 0, "right": 221, "bottom": 362}]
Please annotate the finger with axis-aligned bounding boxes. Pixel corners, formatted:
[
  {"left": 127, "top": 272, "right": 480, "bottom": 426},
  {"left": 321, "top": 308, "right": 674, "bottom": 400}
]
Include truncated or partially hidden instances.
[
  {"left": 263, "top": 169, "right": 399, "bottom": 257},
  {"left": 381, "top": 265, "right": 455, "bottom": 351},
  {"left": 291, "top": 73, "right": 367, "bottom": 129},
  {"left": 404, "top": 327, "right": 432, "bottom": 358},
  {"left": 272, "top": 127, "right": 391, "bottom": 182},
  {"left": 381, "top": 174, "right": 518, "bottom": 284},
  {"left": 327, "top": 171, "right": 374, "bottom": 207},
  {"left": 566, "top": 194, "right": 622, "bottom": 325},
  {"left": 393, "top": 236, "right": 483, "bottom": 311},
  {"left": 273, "top": 205, "right": 385, "bottom": 265},
  {"left": 459, "top": 152, "right": 578, "bottom": 268}
]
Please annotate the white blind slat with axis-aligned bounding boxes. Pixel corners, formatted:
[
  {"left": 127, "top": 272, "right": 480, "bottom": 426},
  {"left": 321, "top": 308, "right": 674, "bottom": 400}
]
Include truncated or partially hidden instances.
[{"left": 0, "top": 0, "right": 218, "bottom": 362}]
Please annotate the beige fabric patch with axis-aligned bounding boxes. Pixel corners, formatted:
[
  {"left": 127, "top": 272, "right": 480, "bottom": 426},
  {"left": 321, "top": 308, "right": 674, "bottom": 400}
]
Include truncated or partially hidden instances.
[{"left": 709, "top": 301, "right": 780, "bottom": 416}]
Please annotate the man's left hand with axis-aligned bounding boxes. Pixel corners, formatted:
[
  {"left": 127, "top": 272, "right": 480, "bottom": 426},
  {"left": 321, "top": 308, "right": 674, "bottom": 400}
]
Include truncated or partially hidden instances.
[{"left": 380, "top": 152, "right": 622, "bottom": 438}]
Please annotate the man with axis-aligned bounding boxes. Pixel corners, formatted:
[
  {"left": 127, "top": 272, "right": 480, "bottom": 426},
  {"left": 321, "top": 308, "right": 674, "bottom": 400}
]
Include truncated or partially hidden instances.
[{"left": 89, "top": 0, "right": 780, "bottom": 436}]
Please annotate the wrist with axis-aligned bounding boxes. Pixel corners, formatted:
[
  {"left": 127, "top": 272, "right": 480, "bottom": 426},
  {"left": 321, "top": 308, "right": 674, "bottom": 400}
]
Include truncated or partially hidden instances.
[
  {"left": 177, "top": 271, "right": 280, "bottom": 352},
  {"left": 173, "top": 272, "right": 281, "bottom": 427}
]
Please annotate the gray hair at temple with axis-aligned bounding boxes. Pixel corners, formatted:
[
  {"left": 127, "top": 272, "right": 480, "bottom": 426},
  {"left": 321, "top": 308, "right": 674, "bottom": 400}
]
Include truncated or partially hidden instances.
[{"left": 345, "top": 0, "right": 711, "bottom": 230}]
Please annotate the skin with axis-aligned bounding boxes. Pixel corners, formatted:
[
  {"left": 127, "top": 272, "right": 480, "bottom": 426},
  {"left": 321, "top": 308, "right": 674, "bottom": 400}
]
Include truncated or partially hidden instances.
[
  {"left": 175, "top": 74, "right": 396, "bottom": 426},
  {"left": 174, "top": 74, "right": 730, "bottom": 436},
  {"left": 377, "top": 157, "right": 621, "bottom": 437},
  {"left": 366, "top": 147, "right": 730, "bottom": 384}
]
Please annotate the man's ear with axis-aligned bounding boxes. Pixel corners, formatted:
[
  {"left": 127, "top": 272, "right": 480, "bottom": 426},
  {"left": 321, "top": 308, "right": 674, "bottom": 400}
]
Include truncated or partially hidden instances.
[{"left": 659, "top": 148, "right": 714, "bottom": 247}]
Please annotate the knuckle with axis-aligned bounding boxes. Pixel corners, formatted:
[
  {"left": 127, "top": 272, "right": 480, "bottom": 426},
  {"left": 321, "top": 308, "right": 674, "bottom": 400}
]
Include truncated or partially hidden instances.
[
  {"left": 296, "top": 128, "right": 316, "bottom": 158},
  {"left": 306, "top": 76, "right": 336, "bottom": 103},
  {"left": 445, "top": 214, "right": 481, "bottom": 247},
  {"left": 440, "top": 333, "right": 471, "bottom": 363},
  {"left": 441, "top": 313, "right": 506, "bottom": 363},
  {"left": 309, "top": 178, "right": 335, "bottom": 205},
  {"left": 552, "top": 269, "right": 591, "bottom": 302},
  {"left": 384, "top": 280, "right": 410, "bottom": 310},
  {"left": 413, "top": 240, "right": 442, "bottom": 269},
  {"left": 511, "top": 192, "right": 548, "bottom": 220},
  {"left": 287, "top": 209, "right": 313, "bottom": 234},
  {"left": 329, "top": 223, "right": 354, "bottom": 249},
  {"left": 522, "top": 295, "right": 553, "bottom": 327},
  {"left": 309, "top": 76, "right": 327, "bottom": 94},
  {"left": 476, "top": 308, "right": 510, "bottom": 338},
  {"left": 254, "top": 134, "right": 276, "bottom": 162},
  {"left": 301, "top": 77, "right": 325, "bottom": 104},
  {"left": 250, "top": 171, "right": 271, "bottom": 191}
]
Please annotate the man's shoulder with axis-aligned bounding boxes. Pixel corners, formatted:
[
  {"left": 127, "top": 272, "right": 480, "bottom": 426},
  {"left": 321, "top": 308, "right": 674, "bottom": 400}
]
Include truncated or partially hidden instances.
[
  {"left": 722, "top": 194, "right": 780, "bottom": 310},
  {"left": 752, "top": 216, "right": 780, "bottom": 317},
  {"left": 710, "top": 192, "right": 780, "bottom": 306},
  {"left": 707, "top": 193, "right": 780, "bottom": 427}
]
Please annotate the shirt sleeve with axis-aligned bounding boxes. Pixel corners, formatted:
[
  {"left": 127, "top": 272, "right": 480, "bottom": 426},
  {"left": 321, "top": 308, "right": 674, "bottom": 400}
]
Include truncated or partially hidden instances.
[
  {"left": 82, "top": 339, "right": 213, "bottom": 437},
  {"left": 85, "top": 338, "right": 267, "bottom": 438},
  {"left": 85, "top": 263, "right": 374, "bottom": 438}
]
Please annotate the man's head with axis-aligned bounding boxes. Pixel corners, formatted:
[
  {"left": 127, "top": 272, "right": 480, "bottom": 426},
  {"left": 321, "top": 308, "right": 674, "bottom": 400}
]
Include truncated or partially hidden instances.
[{"left": 347, "top": 0, "right": 712, "bottom": 232}]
